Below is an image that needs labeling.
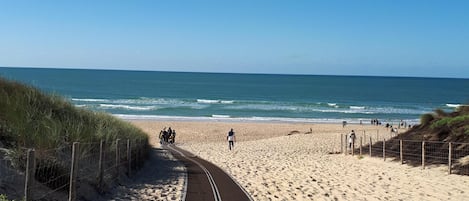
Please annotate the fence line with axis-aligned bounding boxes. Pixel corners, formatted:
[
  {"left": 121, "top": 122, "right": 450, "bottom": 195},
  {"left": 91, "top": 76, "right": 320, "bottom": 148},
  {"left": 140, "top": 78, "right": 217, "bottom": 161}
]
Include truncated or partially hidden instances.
[
  {"left": 0, "top": 138, "right": 149, "bottom": 201},
  {"left": 339, "top": 134, "right": 469, "bottom": 176}
]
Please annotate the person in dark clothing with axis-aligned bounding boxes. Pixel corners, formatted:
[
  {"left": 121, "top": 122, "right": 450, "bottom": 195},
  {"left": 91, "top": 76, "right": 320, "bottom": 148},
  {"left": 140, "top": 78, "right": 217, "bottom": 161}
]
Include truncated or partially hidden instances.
[{"left": 170, "top": 130, "right": 176, "bottom": 144}]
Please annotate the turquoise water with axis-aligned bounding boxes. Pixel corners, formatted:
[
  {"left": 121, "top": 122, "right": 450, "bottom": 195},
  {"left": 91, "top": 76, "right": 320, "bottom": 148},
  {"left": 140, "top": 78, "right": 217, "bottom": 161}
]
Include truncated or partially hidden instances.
[{"left": 1, "top": 67, "right": 468, "bottom": 124}]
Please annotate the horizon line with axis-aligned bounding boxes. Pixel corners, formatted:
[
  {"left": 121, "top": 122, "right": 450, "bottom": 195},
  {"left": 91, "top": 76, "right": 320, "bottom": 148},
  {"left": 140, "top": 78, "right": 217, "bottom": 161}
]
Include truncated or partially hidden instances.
[{"left": 1, "top": 65, "right": 468, "bottom": 80}]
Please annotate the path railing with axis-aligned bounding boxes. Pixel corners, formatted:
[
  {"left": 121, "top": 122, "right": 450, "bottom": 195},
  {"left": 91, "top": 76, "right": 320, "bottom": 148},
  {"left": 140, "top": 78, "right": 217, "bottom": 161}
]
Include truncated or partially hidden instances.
[
  {"left": 339, "top": 133, "right": 469, "bottom": 176},
  {"left": 0, "top": 138, "right": 149, "bottom": 201}
]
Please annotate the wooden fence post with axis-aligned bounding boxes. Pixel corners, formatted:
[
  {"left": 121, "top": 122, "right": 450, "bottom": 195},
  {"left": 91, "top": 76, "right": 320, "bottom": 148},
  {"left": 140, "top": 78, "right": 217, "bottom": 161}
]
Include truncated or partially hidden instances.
[
  {"left": 344, "top": 134, "right": 348, "bottom": 155},
  {"left": 136, "top": 139, "right": 140, "bottom": 168},
  {"left": 422, "top": 141, "right": 425, "bottom": 169},
  {"left": 340, "top": 134, "right": 343, "bottom": 154},
  {"left": 359, "top": 137, "right": 362, "bottom": 156},
  {"left": 400, "top": 140, "right": 403, "bottom": 164},
  {"left": 352, "top": 137, "right": 355, "bottom": 156},
  {"left": 98, "top": 140, "right": 105, "bottom": 190},
  {"left": 127, "top": 139, "right": 131, "bottom": 177},
  {"left": 369, "top": 137, "right": 372, "bottom": 157},
  {"left": 116, "top": 139, "right": 120, "bottom": 182},
  {"left": 383, "top": 138, "right": 386, "bottom": 161},
  {"left": 24, "top": 149, "right": 35, "bottom": 201},
  {"left": 448, "top": 142, "right": 452, "bottom": 174},
  {"left": 69, "top": 142, "right": 80, "bottom": 201}
]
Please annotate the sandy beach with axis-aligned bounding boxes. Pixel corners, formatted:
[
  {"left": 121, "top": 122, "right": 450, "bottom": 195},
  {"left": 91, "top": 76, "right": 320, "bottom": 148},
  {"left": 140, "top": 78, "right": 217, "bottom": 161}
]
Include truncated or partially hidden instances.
[{"left": 130, "top": 120, "right": 469, "bottom": 201}]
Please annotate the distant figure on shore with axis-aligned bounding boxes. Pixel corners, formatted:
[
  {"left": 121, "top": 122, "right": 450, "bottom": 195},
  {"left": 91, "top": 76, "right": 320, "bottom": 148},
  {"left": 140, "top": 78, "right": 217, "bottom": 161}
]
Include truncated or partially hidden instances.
[
  {"left": 227, "top": 128, "right": 236, "bottom": 150},
  {"left": 342, "top": 121, "right": 347, "bottom": 128},
  {"left": 348, "top": 130, "right": 356, "bottom": 148},
  {"left": 371, "top": 119, "right": 380, "bottom": 126}
]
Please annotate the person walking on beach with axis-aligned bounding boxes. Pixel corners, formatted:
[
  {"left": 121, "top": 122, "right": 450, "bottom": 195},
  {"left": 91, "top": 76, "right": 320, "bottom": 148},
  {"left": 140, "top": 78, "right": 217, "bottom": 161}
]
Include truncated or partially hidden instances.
[
  {"left": 227, "top": 128, "right": 236, "bottom": 150},
  {"left": 348, "top": 130, "right": 356, "bottom": 148}
]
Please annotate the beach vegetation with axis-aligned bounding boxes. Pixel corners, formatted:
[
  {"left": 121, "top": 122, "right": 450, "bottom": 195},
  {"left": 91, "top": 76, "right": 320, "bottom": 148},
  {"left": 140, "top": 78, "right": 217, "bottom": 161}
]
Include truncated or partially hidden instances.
[
  {"left": 0, "top": 77, "right": 148, "bottom": 179},
  {"left": 431, "top": 115, "right": 469, "bottom": 130},
  {"left": 0, "top": 77, "right": 147, "bottom": 150},
  {"left": 404, "top": 105, "right": 469, "bottom": 141},
  {"left": 378, "top": 105, "right": 469, "bottom": 173}
]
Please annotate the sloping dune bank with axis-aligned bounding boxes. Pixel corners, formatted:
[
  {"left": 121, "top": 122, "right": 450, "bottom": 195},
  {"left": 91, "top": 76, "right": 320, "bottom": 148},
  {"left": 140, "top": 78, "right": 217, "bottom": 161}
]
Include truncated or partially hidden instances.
[{"left": 132, "top": 121, "right": 469, "bottom": 201}]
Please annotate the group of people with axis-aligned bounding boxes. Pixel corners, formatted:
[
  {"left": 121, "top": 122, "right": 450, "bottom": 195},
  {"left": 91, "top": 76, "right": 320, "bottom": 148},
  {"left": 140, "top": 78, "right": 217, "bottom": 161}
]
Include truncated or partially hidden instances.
[
  {"left": 158, "top": 127, "right": 236, "bottom": 150},
  {"left": 371, "top": 119, "right": 381, "bottom": 125},
  {"left": 159, "top": 127, "right": 176, "bottom": 144}
]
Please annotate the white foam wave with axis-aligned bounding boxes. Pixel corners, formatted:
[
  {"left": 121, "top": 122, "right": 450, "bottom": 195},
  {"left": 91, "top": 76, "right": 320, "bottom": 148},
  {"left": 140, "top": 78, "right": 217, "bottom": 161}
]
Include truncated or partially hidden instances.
[
  {"left": 220, "top": 100, "right": 234, "bottom": 104},
  {"left": 225, "top": 104, "right": 300, "bottom": 111},
  {"left": 197, "top": 99, "right": 234, "bottom": 104},
  {"left": 72, "top": 98, "right": 108, "bottom": 102},
  {"left": 446, "top": 103, "right": 461, "bottom": 108},
  {"left": 99, "top": 104, "right": 158, "bottom": 111},
  {"left": 211, "top": 114, "right": 231, "bottom": 118},
  {"left": 197, "top": 99, "right": 220, "bottom": 104},
  {"left": 73, "top": 97, "right": 191, "bottom": 105},
  {"left": 350, "top": 106, "right": 365, "bottom": 110},
  {"left": 327, "top": 103, "right": 337, "bottom": 106}
]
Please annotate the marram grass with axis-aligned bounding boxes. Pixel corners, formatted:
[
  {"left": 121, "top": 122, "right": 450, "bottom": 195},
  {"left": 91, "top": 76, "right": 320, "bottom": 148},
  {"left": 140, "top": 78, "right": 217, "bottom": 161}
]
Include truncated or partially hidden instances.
[{"left": 0, "top": 77, "right": 148, "bottom": 151}]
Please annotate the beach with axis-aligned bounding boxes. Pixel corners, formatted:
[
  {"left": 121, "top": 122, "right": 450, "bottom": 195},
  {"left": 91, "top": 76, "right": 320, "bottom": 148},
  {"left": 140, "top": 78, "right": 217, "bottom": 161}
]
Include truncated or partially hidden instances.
[{"left": 131, "top": 120, "right": 469, "bottom": 201}]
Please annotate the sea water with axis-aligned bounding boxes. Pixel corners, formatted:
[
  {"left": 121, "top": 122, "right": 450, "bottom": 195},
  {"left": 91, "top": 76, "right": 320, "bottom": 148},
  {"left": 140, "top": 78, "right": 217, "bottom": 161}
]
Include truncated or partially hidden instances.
[{"left": 1, "top": 67, "right": 468, "bottom": 124}]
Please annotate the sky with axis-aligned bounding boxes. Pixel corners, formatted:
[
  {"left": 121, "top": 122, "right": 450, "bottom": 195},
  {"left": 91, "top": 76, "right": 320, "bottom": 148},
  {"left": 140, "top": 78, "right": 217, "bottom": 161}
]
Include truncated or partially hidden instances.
[{"left": 0, "top": 0, "right": 468, "bottom": 78}]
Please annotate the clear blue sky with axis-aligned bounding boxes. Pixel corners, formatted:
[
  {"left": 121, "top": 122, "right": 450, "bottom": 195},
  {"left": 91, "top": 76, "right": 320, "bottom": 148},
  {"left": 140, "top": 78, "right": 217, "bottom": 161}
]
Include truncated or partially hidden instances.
[{"left": 1, "top": 0, "right": 468, "bottom": 78}]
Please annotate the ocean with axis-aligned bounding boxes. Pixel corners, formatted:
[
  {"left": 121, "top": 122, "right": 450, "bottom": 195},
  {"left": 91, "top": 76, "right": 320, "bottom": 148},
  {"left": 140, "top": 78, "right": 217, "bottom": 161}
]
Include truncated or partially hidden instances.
[{"left": 1, "top": 67, "right": 468, "bottom": 124}]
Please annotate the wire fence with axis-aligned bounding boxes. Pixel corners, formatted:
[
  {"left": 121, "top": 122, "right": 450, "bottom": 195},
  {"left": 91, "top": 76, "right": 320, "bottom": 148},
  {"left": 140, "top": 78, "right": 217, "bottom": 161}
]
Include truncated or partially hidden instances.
[
  {"left": 339, "top": 133, "right": 469, "bottom": 176},
  {"left": 333, "top": 128, "right": 401, "bottom": 154},
  {"left": 0, "top": 138, "right": 149, "bottom": 201}
]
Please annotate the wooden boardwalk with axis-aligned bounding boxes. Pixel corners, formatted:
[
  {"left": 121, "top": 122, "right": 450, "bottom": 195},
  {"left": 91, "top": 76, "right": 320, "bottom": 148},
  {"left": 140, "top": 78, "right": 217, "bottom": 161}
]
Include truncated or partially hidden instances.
[{"left": 165, "top": 144, "right": 253, "bottom": 201}]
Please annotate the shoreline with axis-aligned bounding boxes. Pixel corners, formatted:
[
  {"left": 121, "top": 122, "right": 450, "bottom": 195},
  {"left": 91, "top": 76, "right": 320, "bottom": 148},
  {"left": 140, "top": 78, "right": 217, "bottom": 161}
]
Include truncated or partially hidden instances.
[{"left": 118, "top": 114, "right": 420, "bottom": 125}]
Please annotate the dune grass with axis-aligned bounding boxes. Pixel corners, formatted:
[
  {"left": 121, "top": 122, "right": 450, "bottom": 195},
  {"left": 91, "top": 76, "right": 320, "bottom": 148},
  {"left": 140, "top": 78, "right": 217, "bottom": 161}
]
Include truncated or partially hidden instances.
[
  {"left": 416, "top": 105, "right": 469, "bottom": 139},
  {"left": 0, "top": 76, "right": 148, "bottom": 153}
]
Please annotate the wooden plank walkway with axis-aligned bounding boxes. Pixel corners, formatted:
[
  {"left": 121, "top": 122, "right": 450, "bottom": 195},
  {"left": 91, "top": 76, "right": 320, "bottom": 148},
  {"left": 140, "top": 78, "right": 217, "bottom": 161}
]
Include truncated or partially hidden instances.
[{"left": 165, "top": 144, "right": 253, "bottom": 201}]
